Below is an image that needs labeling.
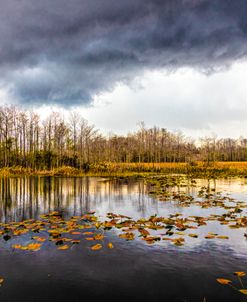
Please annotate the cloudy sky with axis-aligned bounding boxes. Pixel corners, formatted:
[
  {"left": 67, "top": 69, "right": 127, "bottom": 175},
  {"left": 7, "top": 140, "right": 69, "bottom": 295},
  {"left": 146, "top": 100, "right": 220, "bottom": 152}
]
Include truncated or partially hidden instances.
[{"left": 1, "top": 0, "right": 247, "bottom": 137}]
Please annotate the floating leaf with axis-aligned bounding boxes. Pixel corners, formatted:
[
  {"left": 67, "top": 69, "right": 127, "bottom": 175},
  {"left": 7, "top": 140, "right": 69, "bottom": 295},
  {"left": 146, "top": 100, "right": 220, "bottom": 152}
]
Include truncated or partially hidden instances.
[
  {"left": 72, "top": 240, "right": 80, "bottom": 244},
  {"left": 234, "top": 272, "right": 246, "bottom": 277},
  {"left": 95, "top": 222, "right": 101, "bottom": 229},
  {"left": 12, "top": 244, "right": 22, "bottom": 249},
  {"left": 48, "top": 230, "right": 61, "bottom": 238},
  {"left": 26, "top": 243, "right": 42, "bottom": 251},
  {"left": 32, "top": 236, "right": 46, "bottom": 242},
  {"left": 239, "top": 289, "right": 247, "bottom": 295},
  {"left": 189, "top": 234, "right": 198, "bottom": 238},
  {"left": 175, "top": 231, "right": 185, "bottom": 236},
  {"left": 13, "top": 229, "right": 28, "bottom": 236},
  {"left": 108, "top": 243, "right": 114, "bottom": 249},
  {"left": 119, "top": 232, "right": 135, "bottom": 241},
  {"left": 216, "top": 236, "right": 229, "bottom": 239},
  {"left": 216, "top": 278, "right": 232, "bottom": 285},
  {"left": 83, "top": 232, "right": 93, "bottom": 235},
  {"left": 228, "top": 225, "right": 240, "bottom": 229},
  {"left": 62, "top": 238, "right": 72, "bottom": 242},
  {"left": 91, "top": 244, "right": 102, "bottom": 251},
  {"left": 94, "top": 234, "right": 104, "bottom": 240},
  {"left": 172, "top": 237, "right": 185, "bottom": 246},
  {"left": 57, "top": 245, "right": 70, "bottom": 250},
  {"left": 142, "top": 236, "right": 160, "bottom": 244},
  {"left": 85, "top": 237, "right": 94, "bottom": 241},
  {"left": 138, "top": 228, "right": 150, "bottom": 237}
]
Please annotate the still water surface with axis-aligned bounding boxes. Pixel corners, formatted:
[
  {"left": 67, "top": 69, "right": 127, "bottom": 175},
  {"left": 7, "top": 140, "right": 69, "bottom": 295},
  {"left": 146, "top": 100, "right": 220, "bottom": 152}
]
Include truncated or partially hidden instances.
[{"left": 0, "top": 176, "right": 246, "bottom": 301}]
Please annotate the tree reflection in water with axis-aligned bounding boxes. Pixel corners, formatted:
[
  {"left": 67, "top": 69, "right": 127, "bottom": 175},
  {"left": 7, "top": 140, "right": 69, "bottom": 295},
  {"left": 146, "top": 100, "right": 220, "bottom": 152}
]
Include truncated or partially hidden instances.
[{"left": 0, "top": 177, "right": 150, "bottom": 223}]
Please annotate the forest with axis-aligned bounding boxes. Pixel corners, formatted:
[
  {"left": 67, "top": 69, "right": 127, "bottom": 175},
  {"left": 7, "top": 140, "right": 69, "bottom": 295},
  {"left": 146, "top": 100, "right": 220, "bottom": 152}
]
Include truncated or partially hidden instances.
[{"left": 0, "top": 106, "right": 247, "bottom": 170}]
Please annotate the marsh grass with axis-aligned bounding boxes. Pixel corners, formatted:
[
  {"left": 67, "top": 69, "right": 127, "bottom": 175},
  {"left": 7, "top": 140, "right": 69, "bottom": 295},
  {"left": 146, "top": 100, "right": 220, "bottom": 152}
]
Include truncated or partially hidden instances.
[{"left": 1, "top": 161, "right": 247, "bottom": 178}]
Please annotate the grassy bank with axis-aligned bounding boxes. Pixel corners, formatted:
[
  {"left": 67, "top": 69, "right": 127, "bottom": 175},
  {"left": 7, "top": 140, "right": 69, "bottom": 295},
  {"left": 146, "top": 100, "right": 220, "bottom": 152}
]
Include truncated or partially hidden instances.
[{"left": 1, "top": 162, "right": 247, "bottom": 178}]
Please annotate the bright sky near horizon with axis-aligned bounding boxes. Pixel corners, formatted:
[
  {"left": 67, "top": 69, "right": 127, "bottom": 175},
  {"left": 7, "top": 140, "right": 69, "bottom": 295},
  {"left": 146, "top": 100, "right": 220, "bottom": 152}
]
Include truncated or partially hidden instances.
[{"left": 27, "top": 61, "right": 247, "bottom": 139}]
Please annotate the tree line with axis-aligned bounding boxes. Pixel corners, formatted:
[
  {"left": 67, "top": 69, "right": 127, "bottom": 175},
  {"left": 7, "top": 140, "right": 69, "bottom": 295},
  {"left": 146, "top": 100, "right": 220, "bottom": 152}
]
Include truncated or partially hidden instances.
[{"left": 0, "top": 106, "right": 246, "bottom": 170}]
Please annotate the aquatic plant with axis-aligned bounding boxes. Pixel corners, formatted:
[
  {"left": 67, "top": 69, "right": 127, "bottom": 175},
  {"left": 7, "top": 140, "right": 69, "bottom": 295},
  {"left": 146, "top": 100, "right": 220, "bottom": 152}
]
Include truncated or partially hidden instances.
[{"left": 217, "top": 272, "right": 247, "bottom": 295}]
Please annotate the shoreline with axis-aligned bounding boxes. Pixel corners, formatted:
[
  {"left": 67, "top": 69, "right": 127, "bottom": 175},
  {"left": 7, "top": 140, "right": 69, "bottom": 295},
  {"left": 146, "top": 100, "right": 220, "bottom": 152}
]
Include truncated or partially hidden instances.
[{"left": 0, "top": 162, "right": 247, "bottom": 178}]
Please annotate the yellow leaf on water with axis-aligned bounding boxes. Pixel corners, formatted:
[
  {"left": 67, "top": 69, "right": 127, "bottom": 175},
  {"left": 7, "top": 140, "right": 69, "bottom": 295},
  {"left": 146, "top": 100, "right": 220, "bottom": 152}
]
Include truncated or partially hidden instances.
[
  {"left": 175, "top": 232, "right": 185, "bottom": 236},
  {"left": 239, "top": 289, "right": 247, "bottom": 295},
  {"left": 83, "top": 232, "right": 94, "bottom": 235},
  {"left": 94, "top": 234, "right": 104, "bottom": 240},
  {"left": 91, "top": 244, "right": 102, "bottom": 251},
  {"left": 33, "top": 236, "right": 46, "bottom": 242},
  {"left": 142, "top": 236, "right": 160, "bottom": 244},
  {"left": 205, "top": 235, "right": 215, "bottom": 239},
  {"left": 57, "top": 245, "right": 69, "bottom": 250},
  {"left": 95, "top": 222, "right": 101, "bottom": 229},
  {"left": 234, "top": 272, "right": 246, "bottom": 277},
  {"left": 71, "top": 232, "right": 81, "bottom": 235},
  {"left": 172, "top": 237, "right": 185, "bottom": 246},
  {"left": 119, "top": 232, "right": 135, "bottom": 240},
  {"left": 85, "top": 237, "right": 94, "bottom": 241},
  {"left": 216, "top": 236, "right": 229, "bottom": 239},
  {"left": 0, "top": 277, "right": 4, "bottom": 285},
  {"left": 108, "top": 243, "right": 114, "bottom": 249},
  {"left": 12, "top": 244, "right": 22, "bottom": 249},
  {"left": 229, "top": 225, "right": 240, "bottom": 229},
  {"left": 138, "top": 228, "right": 150, "bottom": 237},
  {"left": 62, "top": 238, "right": 72, "bottom": 242},
  {"left": 216, "top": 278, "right": 232, "bottom": 285},
  {"left": 26, "top": 243, "right": 42, "bottom": 251},
  {"left": 188, "top": 234, "right": 198, "bottom": 238},
  {"left": 13, "top": 229, "right": 28, "bottom": 236}
]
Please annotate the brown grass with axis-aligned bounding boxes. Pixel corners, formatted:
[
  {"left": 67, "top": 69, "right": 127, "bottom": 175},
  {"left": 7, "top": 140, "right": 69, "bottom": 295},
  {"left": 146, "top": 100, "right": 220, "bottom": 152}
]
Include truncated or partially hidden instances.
[{"left": 1, "top": 161, "right": 247, "bottom": 177}]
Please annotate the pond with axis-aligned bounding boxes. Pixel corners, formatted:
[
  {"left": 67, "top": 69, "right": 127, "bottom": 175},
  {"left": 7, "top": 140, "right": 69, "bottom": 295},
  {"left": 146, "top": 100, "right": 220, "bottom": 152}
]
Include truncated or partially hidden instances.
[{"left": 0, "top": 176, "right": 246, "bottom": 302}]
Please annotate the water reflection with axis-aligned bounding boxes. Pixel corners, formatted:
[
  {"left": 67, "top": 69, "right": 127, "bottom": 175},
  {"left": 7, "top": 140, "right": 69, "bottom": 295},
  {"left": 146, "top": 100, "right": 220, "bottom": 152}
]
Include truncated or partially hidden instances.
[
  {"left": 0, "top": 177, "right": 152, "bottom": 222},
  {"left": 0, "top": 176, "right": 247, "bottom": 224},
  {"left": 0, "top": 177, "right": 247, "bottom": 302}
]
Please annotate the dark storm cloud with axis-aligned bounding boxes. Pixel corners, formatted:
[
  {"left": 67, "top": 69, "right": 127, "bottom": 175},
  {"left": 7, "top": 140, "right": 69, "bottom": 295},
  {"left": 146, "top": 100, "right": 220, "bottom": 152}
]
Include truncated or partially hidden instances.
[{"left": 1, "top": 0, "right": 247, "bottom": 106}]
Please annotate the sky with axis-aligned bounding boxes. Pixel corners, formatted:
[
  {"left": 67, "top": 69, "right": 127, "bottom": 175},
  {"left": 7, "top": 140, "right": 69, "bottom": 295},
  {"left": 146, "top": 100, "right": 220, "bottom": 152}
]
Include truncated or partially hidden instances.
[{"left": 1, "top": 0, "right": 247, "bottom": 138}]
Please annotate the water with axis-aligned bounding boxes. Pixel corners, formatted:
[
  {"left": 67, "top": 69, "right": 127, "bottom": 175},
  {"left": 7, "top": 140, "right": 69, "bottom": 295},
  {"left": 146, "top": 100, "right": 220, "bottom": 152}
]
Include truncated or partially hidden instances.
[{"left": 0, "top": 176, "right": 246, "bottom": 301}]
